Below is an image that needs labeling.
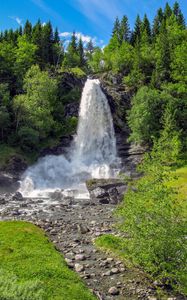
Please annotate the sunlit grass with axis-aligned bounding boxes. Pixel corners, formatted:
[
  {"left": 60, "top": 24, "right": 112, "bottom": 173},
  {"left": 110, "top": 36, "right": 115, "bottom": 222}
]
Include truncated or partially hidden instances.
[{"left": 0, "top": 221, "right": 96, "bottom": 300}]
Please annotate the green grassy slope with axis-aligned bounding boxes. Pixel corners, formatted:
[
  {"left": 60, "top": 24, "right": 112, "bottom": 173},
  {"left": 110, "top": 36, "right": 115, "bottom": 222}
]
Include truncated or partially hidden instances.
[{"left": 0, "top": 221, "right": 96, "bottom": 300}]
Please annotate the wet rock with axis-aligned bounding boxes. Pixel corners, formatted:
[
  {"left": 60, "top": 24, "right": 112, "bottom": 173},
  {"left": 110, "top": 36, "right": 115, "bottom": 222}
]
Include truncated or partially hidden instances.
[
  {"left": 12, "top": 192, "right": 23, "bottom": 201},
  {"left": 91, "top": 187, "right": 108, "bottom": 199},
  {"left": 108, "top": 287, "right": 119, "bottom": 295},
  {"left": 99, "top": 198, "right": 109, "bottom": 204},
  {"left": 108, "top": 187, "right": 119, "bottom": 204},
  {"left": 0, "top": 196, "right": 6, "bottom": 205}
]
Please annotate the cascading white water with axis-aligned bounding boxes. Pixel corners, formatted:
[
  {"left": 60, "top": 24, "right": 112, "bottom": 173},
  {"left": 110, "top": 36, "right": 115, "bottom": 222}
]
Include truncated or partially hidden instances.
[{"left": 20, "top": 79, "right": 118, "bottom": 198}]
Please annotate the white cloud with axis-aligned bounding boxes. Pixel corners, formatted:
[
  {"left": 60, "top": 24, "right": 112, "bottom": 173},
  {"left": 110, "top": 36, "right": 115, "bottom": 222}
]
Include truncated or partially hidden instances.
[
  {"left": 9, "top": 16, "right": 23, "bottom": 26},
  {"left": 59, "top": 31, "right": 105, "bottom": 47}
]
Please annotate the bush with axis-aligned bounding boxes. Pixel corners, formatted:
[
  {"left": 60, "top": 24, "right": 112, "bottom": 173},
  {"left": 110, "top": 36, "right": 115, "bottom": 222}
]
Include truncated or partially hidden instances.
[
  {"left": 18, "top": 126, "right": 39, "bottom": 151},
  {"left": 116, "top": 153, "right": 187, "bottom": 293}
]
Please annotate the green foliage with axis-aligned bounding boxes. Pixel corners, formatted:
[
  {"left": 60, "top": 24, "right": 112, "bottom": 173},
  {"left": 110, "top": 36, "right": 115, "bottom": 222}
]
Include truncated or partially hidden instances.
[
  {"left": 88, "top": 48, "right": 104, "bottom": 73},
  {"left": 69, "top": 67, "right": 86, "bottom": 78},
  {"left": 13, "top": 65, "right": 57, "bottom": 140},
  {"left": 116, "top": 152, "right": 187, "bottom": 293},
  {"left": 127, "top": 87, "right": 163, "bottom": 143},
  {"left": 0, "top": 221, "right": 96, "bottom": 300},
  {"left": 64, "top": 116, "right": 78, "bottom": 135},
  {"left": 17, "top": 127, "right": 40, "bottom": 152},
  {"left": 14, "top": 35, "right": 37, "bottom": 80}
]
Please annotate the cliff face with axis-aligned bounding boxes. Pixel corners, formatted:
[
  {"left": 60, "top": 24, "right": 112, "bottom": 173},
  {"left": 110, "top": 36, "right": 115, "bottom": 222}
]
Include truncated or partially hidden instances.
[{"left": 98, "top": 73, "right": 146, "bottom": 173}]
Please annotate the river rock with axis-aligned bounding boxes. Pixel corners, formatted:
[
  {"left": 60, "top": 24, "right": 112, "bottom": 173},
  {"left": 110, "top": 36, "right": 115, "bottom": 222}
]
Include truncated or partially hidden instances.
[
  {"left": 108, "top": 286, "right": 119, "bottom": 295},
  {"left": 12, "top": 192, "right": 23, "bottom": 201},
  {"left": 75, "top": 254, "right": 86, "bottom": 261},
  {"left": 91, "top": 187, "right": 108, "bottom": 199},
  {"left": 75, "top": 263, "right": 85, "bottom": 272}
]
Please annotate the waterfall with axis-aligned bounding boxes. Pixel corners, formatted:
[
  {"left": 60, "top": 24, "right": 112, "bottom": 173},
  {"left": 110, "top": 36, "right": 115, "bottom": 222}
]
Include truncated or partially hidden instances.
[{"left": 20, "top": 79, "right": 118, "bottom": 198}]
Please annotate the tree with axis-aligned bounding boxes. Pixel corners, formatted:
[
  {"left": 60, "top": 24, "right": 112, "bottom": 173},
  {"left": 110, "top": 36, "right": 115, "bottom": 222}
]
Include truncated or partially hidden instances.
[
  {"left": 119, "top": 15, "right": 130, "bottom": 43},
  {"left": 41, "top": 21, "right": 54, "bottom": 66},
  {"left": 24, "top": 20, "right": 32, "bottom": 40},
  {"left": 152, "top": 21, "right": 171, "bottom": 87},
  {"left": 112, "top": 17, "right": 120, "bottom": 39},
  {"left": 152, "top": 8, "right": 164, "bottom": 38},
  {"left": 54, "top": 27, "right": 60, "bottom": 43},
  {"left": 64, "top": 32, "right": 80, "bottom": 68},
  {"left": 86, "top": 39, "right": 94, "bottom": 54},
  {"left": 32, "top": 20, "right": 42, "bottom": 66},
  {"left": 131, "top": 15, "right": 142, "bottom": 45},
  {"left": 164, "top": 2, "right": 172, "bottom": 19},
  {"left": 141, "top": 14, "right": 151, "bottom": 41},
  {"left": 14, "top": 35, "right": 37, "bottom": 80},
  {"left": 13, "top": 65, "right": 57, "bottom": 139},
  {"left": 127, "top": 87, "right": 164, "bottom": 144},
  {"left": 173, "top": 1, "right": 186, "bottom": 28},
  {"left": 0, "top": 106, "right": 10, "bottom": 141},
  {"left": 78, "top": 38, "right": 85, "bottom": 67}
]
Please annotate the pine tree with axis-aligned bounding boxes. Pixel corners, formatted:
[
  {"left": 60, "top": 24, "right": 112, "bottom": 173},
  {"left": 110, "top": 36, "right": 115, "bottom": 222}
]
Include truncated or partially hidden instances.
[
  {"left": 120, "top": 15, "right": 130, "bottom": 43},
  {"left": 24, "top": 20, "right": 32, "bottom": 40},
  {"left": 86, "top": 39, "right": 94, "bottom": 54},
  {"left": 32, "top": 20, "right": 42, "bottom": 66},
  {"left": 54, "top": 27, "right": 60, "bottom": 44},
  {"left": 141, "top": 14, "right": 151, "bottom": 41},
  {"left": 152, "top": 8, "right": 164, "bottom": 37},
  {"left": 131, "top": 15, "right": 142, "bottom": 45},
  {"left": 41, "top": 21, "right": 54, "bottom": 65},
  {"left": 152, "top": 20, "right": 171, "bottom": 86},
  {"left": 78, "top": 38, "right": 85, "bottom": 67},
  {"left": 112, "top": 17, "right": 120, "bottom": 38},
  {"left": 19, "top": 26, "right": 23, "bottom": 36},
  {"left": 173, "top": 2, "right": 186, "bottom": 28},
  {"left": 164, "top": 2, "right": 172, "bottom": 19}
]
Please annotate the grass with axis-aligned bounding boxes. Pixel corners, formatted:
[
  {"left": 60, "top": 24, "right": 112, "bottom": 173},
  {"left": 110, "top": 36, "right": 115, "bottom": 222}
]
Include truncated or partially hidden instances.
[{"left": 0, "top": 221, "right": 96, "bottom": 300}]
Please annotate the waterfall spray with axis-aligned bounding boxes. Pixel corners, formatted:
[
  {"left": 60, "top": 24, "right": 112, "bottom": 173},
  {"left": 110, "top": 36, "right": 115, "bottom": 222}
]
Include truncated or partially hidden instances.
[{"left": 20, "top": 79, "right": 118, "bottom": 198}]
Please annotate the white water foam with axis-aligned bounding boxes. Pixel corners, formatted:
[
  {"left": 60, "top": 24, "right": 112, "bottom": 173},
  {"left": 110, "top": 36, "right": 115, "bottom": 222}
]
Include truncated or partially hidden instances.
[{"left": 20, "top": 79, "right": 119, "bottom": 198}]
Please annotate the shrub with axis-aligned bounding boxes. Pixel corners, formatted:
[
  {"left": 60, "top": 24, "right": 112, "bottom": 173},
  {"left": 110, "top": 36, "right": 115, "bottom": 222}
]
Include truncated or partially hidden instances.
[
  {"left": 18, "top": 126, "right": 39, "bottom": 151},
  {"left": 116, "top": 155, "right": 187, "bottom": 292}
]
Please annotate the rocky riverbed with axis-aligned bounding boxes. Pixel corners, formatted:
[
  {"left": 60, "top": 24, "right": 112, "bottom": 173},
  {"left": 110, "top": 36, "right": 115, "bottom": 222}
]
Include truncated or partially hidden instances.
[{"left": 0, "top": 185, "right": 185, "bottom": 300}]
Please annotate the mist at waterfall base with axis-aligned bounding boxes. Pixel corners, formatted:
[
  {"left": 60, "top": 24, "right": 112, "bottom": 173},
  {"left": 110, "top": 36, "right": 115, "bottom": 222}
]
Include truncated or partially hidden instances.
[{"left": 20, "top": 79, "right": 119, "bottom": 199}]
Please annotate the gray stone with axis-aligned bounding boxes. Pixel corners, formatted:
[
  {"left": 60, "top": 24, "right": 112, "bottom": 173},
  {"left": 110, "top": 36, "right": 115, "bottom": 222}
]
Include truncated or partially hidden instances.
[
  {"left": 108, "top": 286, "right": 119, "bottom": 295},
  {"left": 75, "top": 254, "right": 86, "bottom": 261},
  {"left": 74, "top": 263, "right": 84, "bottom": 272},
  {"left": 12, "top": 192, "right": 23, "bottom": 201}
]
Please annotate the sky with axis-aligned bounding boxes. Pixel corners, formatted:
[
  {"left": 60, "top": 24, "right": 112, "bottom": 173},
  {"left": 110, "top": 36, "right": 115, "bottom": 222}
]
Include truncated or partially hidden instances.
[{"left": 1, "top": 0, "right": 187, "bottom": 46}]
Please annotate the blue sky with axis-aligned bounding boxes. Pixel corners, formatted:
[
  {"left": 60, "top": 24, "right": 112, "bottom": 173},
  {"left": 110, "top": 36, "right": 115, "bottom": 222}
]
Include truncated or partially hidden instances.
[{"left": 1, "top": 0, "right": 187, "bottom": 46}]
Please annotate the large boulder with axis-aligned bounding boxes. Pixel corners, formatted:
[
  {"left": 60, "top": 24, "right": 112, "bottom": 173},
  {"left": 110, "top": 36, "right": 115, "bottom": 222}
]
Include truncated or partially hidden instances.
[{"left": 86, "top": 179, "right": 127, "bottom": 205}]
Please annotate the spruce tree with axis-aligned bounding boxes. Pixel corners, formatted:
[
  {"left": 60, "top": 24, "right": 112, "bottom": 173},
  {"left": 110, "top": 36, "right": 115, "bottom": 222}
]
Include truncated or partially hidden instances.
[
  {"left": 78, "top": 38, "right": 85, "bottom": 67},
  {"left": 164, "top": 2, "right": 172, "bottom": 19},
  {"left": 152, "top": 20, "right": 171, "bottom": 86},
  {"left": 152, "top": 8, "right": 164, "bottom": 38},
  {"left": 120, "top": 15, "right": 130, "bottom": 43},
  {"left": 24, "top": 20, "right": 32, "bottom": 40},
  {"left": 86, "top": 39, "right": 94, "bottom": 54},
  {"left": 173, "top": 2, "right": 186, "bottom": 28},
  {"left": 141, "top": 14, "right": 151, "bottom": 41},
  {"left": 42, "top": 21, "right": 54, "bottom": 65},
  {"left": 54, "top": 27, "right": 60, "bottom": 44},
  {"left": 32, "top": 20, "right": 42, "bottom": 66},
  {"left": 131, "top": 15, "right": 142, "bottom": 45},
  {"left": 112, "top": 17, "right": 120, "bottom": 38}
]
